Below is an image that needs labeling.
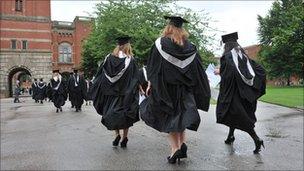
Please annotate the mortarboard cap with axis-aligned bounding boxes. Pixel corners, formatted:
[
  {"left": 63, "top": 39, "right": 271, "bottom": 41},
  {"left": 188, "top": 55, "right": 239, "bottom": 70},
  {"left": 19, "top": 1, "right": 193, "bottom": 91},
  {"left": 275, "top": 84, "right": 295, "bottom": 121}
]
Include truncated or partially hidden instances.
[
  {"left": 52, "top": 69, "right": 60, "bottom": 73},
  {"left": 52, "top": 67, "right": 60, "bottom": 73},
  {"left": 221, "top": 32, "right": 238, "bottom": 43},
  {"left": 164, "top": 16, "right": 189, "bottom": 28},
  {"left": 116, "top": 36, "right": 131, "bottom": 46}
]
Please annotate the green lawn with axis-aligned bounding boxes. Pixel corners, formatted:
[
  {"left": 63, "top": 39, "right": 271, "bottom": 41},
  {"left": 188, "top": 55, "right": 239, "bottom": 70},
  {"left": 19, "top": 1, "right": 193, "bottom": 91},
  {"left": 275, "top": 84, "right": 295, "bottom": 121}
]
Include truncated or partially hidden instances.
[{"left": 259, "top": 86, "right": 304, "bottom": 109}]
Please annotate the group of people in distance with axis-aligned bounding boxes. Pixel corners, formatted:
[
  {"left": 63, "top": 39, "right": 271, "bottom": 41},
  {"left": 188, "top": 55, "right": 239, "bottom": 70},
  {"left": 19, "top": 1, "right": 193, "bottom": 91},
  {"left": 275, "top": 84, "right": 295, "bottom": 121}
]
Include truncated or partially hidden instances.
[
  {"left": 91, "top": 15, "right": 266, "bottom": 164},
  {"left": 31, "top": 78, "right": 47, "bottom": 104},
  {"left": 31, "top": 68, "right": 93, "bottom": 113}
]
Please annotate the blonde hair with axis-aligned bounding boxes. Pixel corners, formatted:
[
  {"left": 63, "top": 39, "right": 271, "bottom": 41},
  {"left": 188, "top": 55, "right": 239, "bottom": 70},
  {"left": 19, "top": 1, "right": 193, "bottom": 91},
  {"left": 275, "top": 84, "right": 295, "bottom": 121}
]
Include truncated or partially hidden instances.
[
  {"left": 162, "top": 25, "right": 189, "bottom": 46},
  {"left": 112, "top": 43, "right": 134, "bottom": 57}
]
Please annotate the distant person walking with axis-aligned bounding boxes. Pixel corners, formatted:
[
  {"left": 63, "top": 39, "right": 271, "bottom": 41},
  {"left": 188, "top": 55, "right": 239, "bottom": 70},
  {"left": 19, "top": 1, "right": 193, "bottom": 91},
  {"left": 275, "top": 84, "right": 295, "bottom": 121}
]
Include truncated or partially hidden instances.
[
  {"left": 85, "top": 78, "right": 93, "bottom": 106},
  {"left": 31, "top": 78, "right": 38, "bottom": 103},
  {"left": 36, "top": 78, "right": 47, "bottom": 104},
  {"left": 67, "top": 67, "right": 87, "bottom": 112},
  {"left": 13, "top": 83, "right": 21, "bottom": 103},
  {"left": 50, "top": 69, "right": 67, "bottom": 113}
]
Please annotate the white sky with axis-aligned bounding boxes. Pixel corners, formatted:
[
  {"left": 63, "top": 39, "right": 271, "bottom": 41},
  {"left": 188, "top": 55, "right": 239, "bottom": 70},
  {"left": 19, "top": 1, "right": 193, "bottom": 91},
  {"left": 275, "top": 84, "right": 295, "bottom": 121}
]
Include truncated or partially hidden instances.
[{"left": 51, "top": 0, "right": 273, "bottom": 56}]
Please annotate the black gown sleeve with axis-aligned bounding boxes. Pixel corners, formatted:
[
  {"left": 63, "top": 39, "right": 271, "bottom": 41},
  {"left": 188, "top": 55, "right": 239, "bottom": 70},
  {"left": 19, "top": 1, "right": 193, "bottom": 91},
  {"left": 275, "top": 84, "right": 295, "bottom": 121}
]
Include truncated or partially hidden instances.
[
  {"left": 251, "top": 59, "right": 266, "bottom": 98},
  {"left": 192, "top": 53, "right": 211, "bottom": 111},
  {"left": 147, "top": 45, "right": 162, "bottom": 81}
]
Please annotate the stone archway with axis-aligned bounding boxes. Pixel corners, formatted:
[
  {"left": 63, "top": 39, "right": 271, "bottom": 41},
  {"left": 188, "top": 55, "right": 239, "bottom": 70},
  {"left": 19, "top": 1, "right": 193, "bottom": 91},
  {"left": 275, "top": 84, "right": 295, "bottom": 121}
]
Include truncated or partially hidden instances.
[
  {"left": 0, "top": 50, "right": 53, "bottom": 98},
  {"left": 8, "top": 66, "right": 32, "bottom": 97}
]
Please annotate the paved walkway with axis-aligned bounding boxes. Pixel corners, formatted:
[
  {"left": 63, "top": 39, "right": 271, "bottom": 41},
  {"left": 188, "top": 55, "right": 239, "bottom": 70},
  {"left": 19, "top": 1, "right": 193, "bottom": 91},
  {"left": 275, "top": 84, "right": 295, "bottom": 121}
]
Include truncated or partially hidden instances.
[{"left": 1, "top": 97, "right": 303, "bottom": 170}]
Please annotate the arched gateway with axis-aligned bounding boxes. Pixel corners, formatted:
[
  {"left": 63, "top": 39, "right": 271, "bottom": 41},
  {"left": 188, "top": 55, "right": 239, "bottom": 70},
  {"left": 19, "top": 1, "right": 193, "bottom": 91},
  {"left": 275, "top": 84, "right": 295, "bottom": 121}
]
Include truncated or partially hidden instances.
[
  {"left": 0, "top": 52, "right": 53, "bottom": 98},
  {"left": 7, "top": 66, "right": 32, "bottom": 97}
]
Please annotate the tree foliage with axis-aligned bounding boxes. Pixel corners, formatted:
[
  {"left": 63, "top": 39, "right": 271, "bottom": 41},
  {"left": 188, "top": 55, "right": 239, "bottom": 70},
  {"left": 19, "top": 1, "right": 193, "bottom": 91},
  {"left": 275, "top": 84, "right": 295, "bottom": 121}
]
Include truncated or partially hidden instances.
[
  {"left": 257, "top": 0, "right": 304, "bottom": 83},
  {"left": 82, "top": 0, "right": 216, "bottom": 78}
]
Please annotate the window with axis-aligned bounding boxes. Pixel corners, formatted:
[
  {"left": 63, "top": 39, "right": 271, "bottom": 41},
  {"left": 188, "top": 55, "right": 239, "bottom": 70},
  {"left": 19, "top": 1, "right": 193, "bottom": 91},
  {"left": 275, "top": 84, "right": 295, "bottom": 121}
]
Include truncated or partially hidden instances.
[
  {"left": 11, "top": 40, "right": 17, "bottom": 49},
  {"left": 58, "top": 43, "right": 72, "bottom": 63},
  {"left": 15, "top": 0, "right": 23, "bottom": 12},
  {"left": 22, "top": 40, "right": 27, "bottom": 50}
]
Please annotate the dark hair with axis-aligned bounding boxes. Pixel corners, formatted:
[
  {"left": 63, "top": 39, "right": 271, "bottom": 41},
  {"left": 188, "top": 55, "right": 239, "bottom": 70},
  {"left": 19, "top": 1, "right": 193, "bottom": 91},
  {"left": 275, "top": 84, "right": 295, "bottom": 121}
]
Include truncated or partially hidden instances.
[
  {"left": 223, "top": 41, "right": 247, "bottom": 56},
  {"left": 40, "top": 78, "right": 43, "bottom": 81}
]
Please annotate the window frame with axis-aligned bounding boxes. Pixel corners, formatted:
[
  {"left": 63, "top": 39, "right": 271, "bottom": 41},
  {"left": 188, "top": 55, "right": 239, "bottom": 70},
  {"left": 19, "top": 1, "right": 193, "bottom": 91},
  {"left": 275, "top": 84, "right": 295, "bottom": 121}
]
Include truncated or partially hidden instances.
[
  {"left": 22, "top": 40, "right": 28, "bottom": 50},
  {"left": 11, "top": 39, "right": 17, "bottom": 49},
  {"left": 58, "top": 42, "right": 73, "bottom": 63},
  {"left": 15, "top": 0, "right": 23, "bottom": 12}
]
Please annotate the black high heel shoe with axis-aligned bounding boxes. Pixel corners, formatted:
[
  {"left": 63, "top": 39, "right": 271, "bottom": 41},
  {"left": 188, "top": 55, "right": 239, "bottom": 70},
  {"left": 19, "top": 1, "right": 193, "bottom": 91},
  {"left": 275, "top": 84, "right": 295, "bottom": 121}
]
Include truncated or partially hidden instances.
[
  {"left": 56, "top": 108, "right": 59, "bottom": 113},
  {"left": 224, "top": 135, "right": 235, "bottom": 144},
  {"left": 167, "top": 149, "right": 182, "bottom": 164},
  {"left": 112, "top": 135, "right": 121, "bottom": 147},
  {"left": 120, "top": 137, "right": 128, "bottom": 148},
  {"left": 180, "top": 143, "right": 187, "bottom": 158},
  {"left": 253, "top": 139, "right": 265, "bottom": 154}
]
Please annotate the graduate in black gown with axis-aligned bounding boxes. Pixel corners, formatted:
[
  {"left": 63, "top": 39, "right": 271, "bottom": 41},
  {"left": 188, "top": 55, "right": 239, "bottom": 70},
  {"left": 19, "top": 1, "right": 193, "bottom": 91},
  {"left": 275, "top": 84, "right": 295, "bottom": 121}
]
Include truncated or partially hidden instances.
[
  {"left": 36, "top": 78, "right": 47, "bottom": 104},
  {"left": 85, "top": 78, "right": 93, "bottom": 105},
  {"left": 92, "top": 36, "right": 139, "bottom": 148},
  {"left": 50, "top": 69, "right": 67, "bottom": 113},
  {"left": 46, "top": 80, "right": 53, "bottom": 102},
  {"left": 31, "top": 78, "right": 38, "bottom": 103},
  {"left": 214, "top": 32, "right": 266, "bottom": 154},
  {"left": 140, "top": 16, "right": 211, "bottom": 163},
  {"left": 67, "top": 67, "right": 87, "bottom": 112},
  {"left": 68, "top": 72, "right": 74, "bottom": 108}
]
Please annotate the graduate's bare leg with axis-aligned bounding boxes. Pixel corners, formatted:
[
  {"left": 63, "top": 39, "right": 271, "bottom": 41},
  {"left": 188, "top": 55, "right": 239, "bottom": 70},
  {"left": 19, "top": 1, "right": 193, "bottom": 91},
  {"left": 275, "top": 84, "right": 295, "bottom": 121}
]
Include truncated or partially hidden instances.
[
  {"left": 179, "top": 131, "right": 185, "bottom": 146},
  {"left": 112, "top": 130, "right": 121, "bottom": 146},
  {"left": 247, "top": 129, "right": 264, "bottom": 154},
  {"left": 122, "top": 128, "right": 128, "bottom": 139},
  {"left": 115, "top": 129, "right": 120, "bottom": 136},
  {"left": 120, "top": 128, "right": 129, "bottom": 148},
  {"left": 178, "top": 131, "right": 188, "bottom": 158},
  {"left": 168, "top": 132, "right": 179, "bottom": 156},
  {"left": 167, "top": 132, "right": 182, "bottom": 163}
]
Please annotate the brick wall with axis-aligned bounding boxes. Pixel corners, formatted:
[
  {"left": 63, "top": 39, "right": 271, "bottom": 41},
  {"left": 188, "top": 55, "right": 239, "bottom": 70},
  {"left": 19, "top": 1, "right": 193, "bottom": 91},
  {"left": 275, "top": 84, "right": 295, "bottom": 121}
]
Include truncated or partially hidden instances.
[
  {"left": 1, "top": 0, "right": 50, "bottom": 17},
  {"left": 51, "top": 17, "right": 93, "bottom": 72}
]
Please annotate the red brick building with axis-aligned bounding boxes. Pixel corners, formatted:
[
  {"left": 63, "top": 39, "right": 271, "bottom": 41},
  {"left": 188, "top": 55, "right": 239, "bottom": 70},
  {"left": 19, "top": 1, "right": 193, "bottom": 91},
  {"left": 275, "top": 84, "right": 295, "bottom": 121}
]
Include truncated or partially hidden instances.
[
  {"left": 51, "top": 17, "right": 93, "bottom": 79},
  {"left": 243, "top": 44, "right": 261, "bottom": 60},
  {"left": 0, "top": 0, "right": 93, "bottom": 97}
]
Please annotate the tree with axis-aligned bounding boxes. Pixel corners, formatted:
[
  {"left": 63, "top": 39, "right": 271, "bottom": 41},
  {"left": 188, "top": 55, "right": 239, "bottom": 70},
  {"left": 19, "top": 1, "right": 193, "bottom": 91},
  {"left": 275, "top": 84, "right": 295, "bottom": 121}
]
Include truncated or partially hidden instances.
[
  {"left": 257, "top": 0, "right": 304, "bottom": 85},
  {"left": 82, "top": 0, "right": 216, "bottom": 78}
]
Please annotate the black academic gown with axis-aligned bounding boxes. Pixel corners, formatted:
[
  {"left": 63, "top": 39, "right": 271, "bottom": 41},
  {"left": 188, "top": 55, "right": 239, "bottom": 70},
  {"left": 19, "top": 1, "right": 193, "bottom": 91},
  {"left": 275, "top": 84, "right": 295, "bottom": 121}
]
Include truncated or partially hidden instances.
[
  {"left": 50, "top": 78, "right": 67, "bottom": 109},
  {"left": 68, "top": 74, "right": 87, "bottom": 109},
  {"left": 140, "top": 37, "right": 211, "bottom": 133},
  {"left": 36, "top": 82, "right": 47, "bottom": 100},
  {"left": 92, "top": 54, "right": 139, "bottom": 130},
  {"left": 216, "top": 51, "right": 266, "bottom": 132},
  {"left": 86, "top": 80, "right": 93, "bottom": 101},
  {"left": 139, "top": 66, "right": 148, "bottom": 92},
  {"left": 31, "top": 82, "right": 38, "bottom": 101},
  {"left": 46, "top": 82, "right": 53, "bottom": 101}
]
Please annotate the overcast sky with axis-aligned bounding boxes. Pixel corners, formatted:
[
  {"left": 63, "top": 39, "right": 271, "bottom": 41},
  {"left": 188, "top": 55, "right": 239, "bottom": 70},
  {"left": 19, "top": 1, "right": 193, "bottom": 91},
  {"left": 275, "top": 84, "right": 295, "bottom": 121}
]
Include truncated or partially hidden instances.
[{"left": 51, "top": 0, "right": 274, "bottom": 56}]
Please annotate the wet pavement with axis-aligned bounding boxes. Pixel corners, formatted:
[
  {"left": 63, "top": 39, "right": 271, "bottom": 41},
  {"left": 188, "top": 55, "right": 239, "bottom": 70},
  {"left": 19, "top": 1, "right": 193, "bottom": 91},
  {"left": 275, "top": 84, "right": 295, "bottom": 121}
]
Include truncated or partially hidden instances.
[{"left": 1, "top": 97, "right": 303, "bottom": 170}]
